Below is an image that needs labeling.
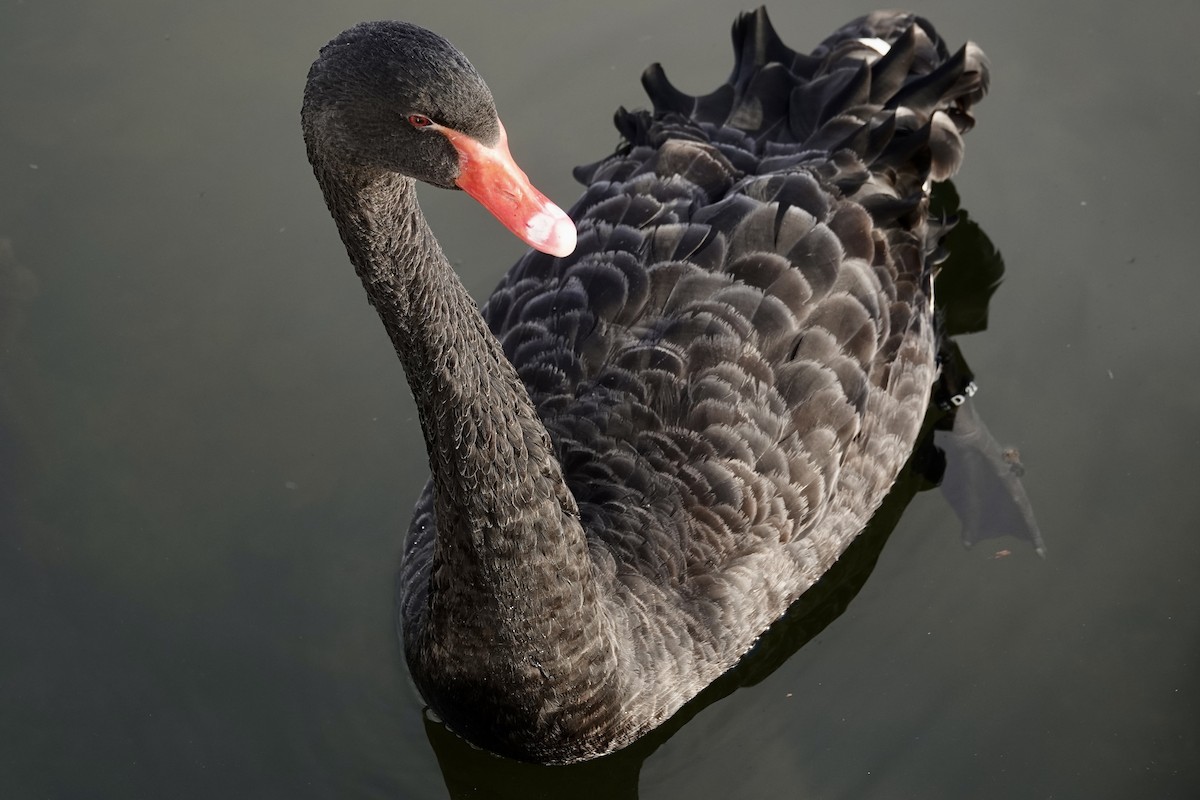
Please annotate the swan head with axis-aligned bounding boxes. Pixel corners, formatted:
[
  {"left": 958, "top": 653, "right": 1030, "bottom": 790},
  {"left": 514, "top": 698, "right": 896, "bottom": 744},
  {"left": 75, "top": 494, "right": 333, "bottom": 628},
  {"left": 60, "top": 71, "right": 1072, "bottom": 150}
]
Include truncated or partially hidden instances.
[{"left": 302, "top": 21, "right": 576, "bottom": 257}]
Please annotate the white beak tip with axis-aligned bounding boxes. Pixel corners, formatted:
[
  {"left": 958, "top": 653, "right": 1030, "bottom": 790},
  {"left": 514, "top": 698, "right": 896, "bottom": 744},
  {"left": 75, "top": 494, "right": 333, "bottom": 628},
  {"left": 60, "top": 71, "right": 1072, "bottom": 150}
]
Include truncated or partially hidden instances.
[{"left": 526, "top": 207, "right": 577, "bottom": 258}]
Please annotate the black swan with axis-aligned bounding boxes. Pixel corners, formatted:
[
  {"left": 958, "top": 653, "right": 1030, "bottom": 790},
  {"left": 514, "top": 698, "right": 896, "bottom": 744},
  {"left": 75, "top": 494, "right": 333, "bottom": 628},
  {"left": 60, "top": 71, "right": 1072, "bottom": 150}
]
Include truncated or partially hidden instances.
[{"left": 302, "top": 7, "right": 990, "bottom": 764}]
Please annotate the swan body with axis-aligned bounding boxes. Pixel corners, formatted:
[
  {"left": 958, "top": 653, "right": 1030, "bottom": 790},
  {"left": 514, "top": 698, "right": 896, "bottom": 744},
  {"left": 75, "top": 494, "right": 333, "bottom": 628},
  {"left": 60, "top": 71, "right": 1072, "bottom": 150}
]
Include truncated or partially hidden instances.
[{"left": 302, "top": 8, "right": 989, "bottom": 763}]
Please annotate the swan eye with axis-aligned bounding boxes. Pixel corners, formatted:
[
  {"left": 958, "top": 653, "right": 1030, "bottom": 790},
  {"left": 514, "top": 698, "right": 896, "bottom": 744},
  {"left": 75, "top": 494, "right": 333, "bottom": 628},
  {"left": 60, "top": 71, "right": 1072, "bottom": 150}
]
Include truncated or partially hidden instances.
[{"left": 407, "top": 114, "right": 434, "bottom": 129}]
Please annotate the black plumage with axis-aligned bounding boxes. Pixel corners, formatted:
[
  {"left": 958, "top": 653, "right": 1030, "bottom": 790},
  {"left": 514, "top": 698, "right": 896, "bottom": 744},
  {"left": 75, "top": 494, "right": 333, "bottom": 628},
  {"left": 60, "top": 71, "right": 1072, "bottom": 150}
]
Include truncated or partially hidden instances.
[{"left": 302, "top": 7, "right": 989, "bottom": 764}]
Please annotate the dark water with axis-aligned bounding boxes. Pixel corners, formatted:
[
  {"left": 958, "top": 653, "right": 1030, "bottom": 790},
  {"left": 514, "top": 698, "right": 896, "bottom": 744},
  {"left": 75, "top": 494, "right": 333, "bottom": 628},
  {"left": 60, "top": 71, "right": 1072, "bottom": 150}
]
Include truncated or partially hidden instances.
[{"left": 2, "top": 1, "right": 1197, "bottom": 798}]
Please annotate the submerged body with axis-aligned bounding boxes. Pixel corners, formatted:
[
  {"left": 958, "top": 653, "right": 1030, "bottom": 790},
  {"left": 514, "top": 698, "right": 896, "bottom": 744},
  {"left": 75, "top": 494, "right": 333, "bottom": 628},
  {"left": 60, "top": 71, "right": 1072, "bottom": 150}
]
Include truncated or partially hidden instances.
[{"left": 303, "top": 9, "right": 989, "bottom": 763}]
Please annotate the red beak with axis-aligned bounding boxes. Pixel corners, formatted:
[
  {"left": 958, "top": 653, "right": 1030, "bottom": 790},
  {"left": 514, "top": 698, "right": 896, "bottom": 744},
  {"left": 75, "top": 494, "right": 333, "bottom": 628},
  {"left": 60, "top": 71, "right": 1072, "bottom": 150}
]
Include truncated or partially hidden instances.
[{"left": 439, "top": 121, "right": 577, "bottom": 258}]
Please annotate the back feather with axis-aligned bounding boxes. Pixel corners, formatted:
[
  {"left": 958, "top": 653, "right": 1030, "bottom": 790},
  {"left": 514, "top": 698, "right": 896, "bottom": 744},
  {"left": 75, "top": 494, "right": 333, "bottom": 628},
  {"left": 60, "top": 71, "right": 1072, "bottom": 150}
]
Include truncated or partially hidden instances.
[{"left": 404, "top": 6, "right": 990, "bottom": 756}]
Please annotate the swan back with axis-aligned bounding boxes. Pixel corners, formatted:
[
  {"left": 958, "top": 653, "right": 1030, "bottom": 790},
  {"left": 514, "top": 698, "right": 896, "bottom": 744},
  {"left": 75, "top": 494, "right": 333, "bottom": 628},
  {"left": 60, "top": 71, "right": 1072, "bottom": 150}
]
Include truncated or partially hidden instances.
[{"left": 390, "top": 8, "right": 989, "bottom": 762}]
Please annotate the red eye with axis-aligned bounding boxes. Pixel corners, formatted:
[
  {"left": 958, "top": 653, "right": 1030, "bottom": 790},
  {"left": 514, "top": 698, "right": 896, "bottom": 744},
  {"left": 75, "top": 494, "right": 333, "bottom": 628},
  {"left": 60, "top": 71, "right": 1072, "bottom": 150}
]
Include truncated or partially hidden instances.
[{"left": 407, "top": 114, "right": 433, "bottom": 128}]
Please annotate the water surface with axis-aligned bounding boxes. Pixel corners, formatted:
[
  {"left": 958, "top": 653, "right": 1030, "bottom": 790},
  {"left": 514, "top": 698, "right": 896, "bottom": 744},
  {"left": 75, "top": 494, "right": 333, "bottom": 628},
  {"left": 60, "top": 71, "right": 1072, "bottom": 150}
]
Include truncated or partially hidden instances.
[{"left": 2, "top": 1, "right": 1197, "bottom": 797}]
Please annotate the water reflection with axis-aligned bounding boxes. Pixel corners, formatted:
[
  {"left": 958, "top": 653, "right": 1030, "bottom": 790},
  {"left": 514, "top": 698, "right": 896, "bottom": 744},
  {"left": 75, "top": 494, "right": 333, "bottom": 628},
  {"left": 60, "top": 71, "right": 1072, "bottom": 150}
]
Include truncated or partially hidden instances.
[{"left": 416, "top": 183, "right": 1041, "bottom": 797}]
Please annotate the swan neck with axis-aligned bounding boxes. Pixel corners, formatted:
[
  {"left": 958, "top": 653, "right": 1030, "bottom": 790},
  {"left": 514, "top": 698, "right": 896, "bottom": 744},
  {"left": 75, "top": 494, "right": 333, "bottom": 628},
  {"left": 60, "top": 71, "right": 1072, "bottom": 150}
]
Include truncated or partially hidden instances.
[{"left": 310, "top": 160, "right": 624, "bottom": 754}]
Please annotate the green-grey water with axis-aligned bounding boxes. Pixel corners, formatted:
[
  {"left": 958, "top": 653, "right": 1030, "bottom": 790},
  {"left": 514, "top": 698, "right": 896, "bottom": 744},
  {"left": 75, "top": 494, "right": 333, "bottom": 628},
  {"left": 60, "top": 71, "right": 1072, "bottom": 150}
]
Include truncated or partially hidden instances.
[{"left": 2, "top": 1, "right": 1197, "bottom": 797}]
